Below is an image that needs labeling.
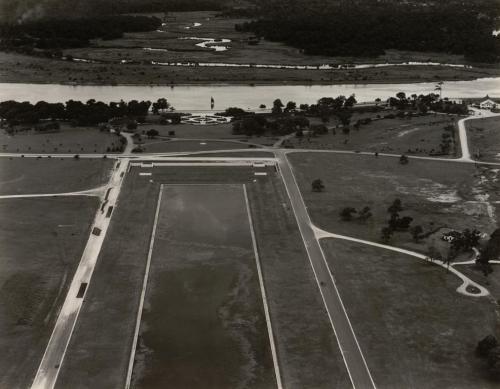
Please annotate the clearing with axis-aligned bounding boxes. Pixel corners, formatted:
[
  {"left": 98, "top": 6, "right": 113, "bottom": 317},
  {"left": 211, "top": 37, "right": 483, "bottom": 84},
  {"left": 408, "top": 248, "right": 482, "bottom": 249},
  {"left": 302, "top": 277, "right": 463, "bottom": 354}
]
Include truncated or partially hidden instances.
[
  {"left": 288, "top": 152, "right": 499, "bottom": 257},
  {"left": 0, "top": 197, "right": 99, "bottom": 388},
  {"left": 0, "top": 157, "right": 113, "bottom": 195},
  {"left": 467, "top": 116, "right": 500, "bottom": 162},
  {"left": 289, "top": 113, "right": 460, "bottom": 157},
  {"left": 321, "top": 238, "right": 499, "bottom": 388},
  {"left": 0, "top": 125, "right": 122, "bottom": 154}
]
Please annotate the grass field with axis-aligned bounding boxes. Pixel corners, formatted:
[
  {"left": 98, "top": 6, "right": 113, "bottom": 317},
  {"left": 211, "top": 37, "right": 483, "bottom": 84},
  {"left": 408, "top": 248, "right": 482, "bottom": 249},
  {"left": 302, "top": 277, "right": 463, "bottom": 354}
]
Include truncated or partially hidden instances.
[
  {"left": 0, "top": 197, "right": 98, "bottom": 388},
  {"left": 321, "top": 238, "right": 500, "bottom": 388},
  {"left": 290, "top": 113, "right": 460, "bottom": 157},
  {"left": 0, "top": 158, "right": 113, "bottom": 195},
  {"left": 0, "top": 125, "right": 122, "bottom": 154},
  {"left": 191, "top": 151, "right": 275, "bottom": 157},
  {"left": 246, "top": 173, "right": 350, "bottom": 388},
  {"left": 467, "top": 116, "right": 500, "bottom": 162},
  {"left": 288, "top": 152, "right": 499, "bottom": 257},
  {"left": 138, "top": 139, "right": 257, "bottom": 153},
  {"left": 138, "top": 122, "right": 238, "bottom": 139},
  {"left": 132, "top": 184, "right": 275, "bottom": 388},
  {"left": 137, "top": 123, "right": 278, "bottom": 146}
]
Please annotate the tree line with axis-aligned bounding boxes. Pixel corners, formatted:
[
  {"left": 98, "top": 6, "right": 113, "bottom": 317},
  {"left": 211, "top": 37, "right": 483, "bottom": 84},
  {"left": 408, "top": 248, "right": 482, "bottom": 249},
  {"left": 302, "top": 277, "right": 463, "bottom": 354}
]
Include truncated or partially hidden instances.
[
  {"left": 238, "top": 1, "right": 500, "bottom": 63},
  {"left": 0, "top": 99, "right": 153, "bottom": 126},
  {"left": 0, "top": 15, "right": 161, "bottom": 52}
]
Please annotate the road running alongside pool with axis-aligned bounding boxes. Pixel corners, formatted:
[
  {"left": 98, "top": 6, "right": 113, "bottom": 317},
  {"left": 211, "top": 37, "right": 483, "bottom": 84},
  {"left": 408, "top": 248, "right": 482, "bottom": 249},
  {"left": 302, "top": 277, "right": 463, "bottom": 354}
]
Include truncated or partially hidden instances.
[
  {"left": 31, "top": 159, "right": 129, "bottom": 389},
  {"left": 275, "top": 149, "right": 376, "bottom": 389}
]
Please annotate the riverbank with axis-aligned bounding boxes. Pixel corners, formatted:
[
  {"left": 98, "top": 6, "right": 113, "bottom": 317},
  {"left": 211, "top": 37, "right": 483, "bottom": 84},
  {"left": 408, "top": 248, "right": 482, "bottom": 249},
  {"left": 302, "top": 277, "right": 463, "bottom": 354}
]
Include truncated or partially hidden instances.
[
  {"left": 1, "top": 79, "right": 499, "bottom": 111},
  {"left": 1, "top": 51, "right": 500, "bottom": 87}
]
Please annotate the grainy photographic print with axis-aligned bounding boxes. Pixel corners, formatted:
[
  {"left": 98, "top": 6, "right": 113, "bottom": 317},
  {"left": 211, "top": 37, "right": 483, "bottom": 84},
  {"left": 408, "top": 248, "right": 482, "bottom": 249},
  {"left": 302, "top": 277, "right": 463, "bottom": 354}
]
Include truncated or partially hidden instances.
[{"left": 0, "top": 0, "right": 499, "bottom": 388}]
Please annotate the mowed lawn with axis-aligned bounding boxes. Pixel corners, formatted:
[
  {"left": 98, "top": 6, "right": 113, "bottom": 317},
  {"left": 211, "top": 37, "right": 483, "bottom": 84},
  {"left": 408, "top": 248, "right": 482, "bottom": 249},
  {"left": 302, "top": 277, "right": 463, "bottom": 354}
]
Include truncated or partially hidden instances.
[
  {"left": 467, "top": 116, "right": 500, "bottom": 162},
  {"left": 0, "top": 197, "right": 98, "bottom": 388},
  {"left": 0, "top": 158, "right": 113, "bottom": 195},
  {"left": 139, "top": 139, "right": 256, "bottom": 153},
  {"left": 246, "top": 174, "right": 350, "bottom": 388},
  {"left": 193, "top": 151, "right": 275, "bottom": 158},
  {"left": 0, "top": 126, "right": 122, "bottom": 154},
  {"left": 290, "top": 113, "right": 460, "bottom": 157},
  {"left": 321, "top": 239, "right": 499, "bottom": 388},
  {"left": 138, "top": 122, "right": 239, "bottom": 139},
  {"left": 132, "top": 184, "right": 275, "bottom": 389},
  {"left": 288, "top": 152, "right": 499, "bottom": 255}
]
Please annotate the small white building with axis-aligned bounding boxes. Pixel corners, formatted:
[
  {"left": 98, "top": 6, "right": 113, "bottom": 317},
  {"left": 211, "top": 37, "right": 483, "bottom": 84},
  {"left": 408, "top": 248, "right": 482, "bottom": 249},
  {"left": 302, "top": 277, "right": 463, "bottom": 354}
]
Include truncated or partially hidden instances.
[{"left": 479, "top": 99, "right": 498, "bottom": 110}]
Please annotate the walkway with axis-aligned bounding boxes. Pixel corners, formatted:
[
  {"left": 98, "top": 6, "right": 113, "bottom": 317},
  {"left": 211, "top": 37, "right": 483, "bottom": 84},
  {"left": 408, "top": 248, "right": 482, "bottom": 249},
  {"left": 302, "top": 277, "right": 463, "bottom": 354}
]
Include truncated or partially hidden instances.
[
  {"left": 276, "top": 149, "right": 376, "bottom": 389},
  {"left": 31, "top": 159, "right": 130, "bottom": 389}
]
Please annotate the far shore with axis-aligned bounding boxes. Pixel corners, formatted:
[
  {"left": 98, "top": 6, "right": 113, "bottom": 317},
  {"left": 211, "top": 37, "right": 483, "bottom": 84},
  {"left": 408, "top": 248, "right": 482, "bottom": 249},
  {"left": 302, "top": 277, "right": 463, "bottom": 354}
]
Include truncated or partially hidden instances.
[
  {"left": 0, "top": 71, "right": 496, "bottom": 87},
  {"left": 1, "top": 51, "right": 500, "bottom": 87}
]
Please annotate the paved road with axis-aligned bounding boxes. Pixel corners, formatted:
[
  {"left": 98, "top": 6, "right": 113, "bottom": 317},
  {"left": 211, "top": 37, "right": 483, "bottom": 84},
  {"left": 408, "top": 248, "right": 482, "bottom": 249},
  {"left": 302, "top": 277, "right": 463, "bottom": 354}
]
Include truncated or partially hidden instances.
[
  {"left": 0, "top": 186, "right": 106, "bottom": 199},
  {"left": 457, "top": 108, "right": 500, "bottom": 162},
  {"left": 313, "top": 226, "right": 489, "bottom": 298},
  {"left": 31, "top": 159, "right": 129, "bottom": 389},
  {"left": 275, "top": 150, "right": 376, "bottom": 389}
]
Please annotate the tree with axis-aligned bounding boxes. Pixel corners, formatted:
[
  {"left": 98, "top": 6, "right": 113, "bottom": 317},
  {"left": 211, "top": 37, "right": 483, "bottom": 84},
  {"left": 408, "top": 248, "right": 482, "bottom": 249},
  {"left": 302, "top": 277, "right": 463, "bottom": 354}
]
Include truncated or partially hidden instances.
[
  {"left": 477, "top": 335, "right": 500, "bottom": 369},
  {"left": 410, "top": 225, "right": 424, "bottom": 242},
  {"left": 388, "top": 199, "right": 403, "bottom": 217},
  {"left": 272, "top": 99, "right": 284, "bottom": 115},
  {"left": 358, "top": 206, "right": 372, "bottom": 221},
  {"left": 312, "top": 179, "right": 325, "bottom": 192},
  {"left": 381, "top": 227, "right": 393, "bottom": 243},
  {"left": 337, "top": 109, "right": 352, "bottom": 127},
  {"left": 285, "top": 101, "right": 297, "bottom": 112},
  {"left": 462, "top": 228, "right": 481, "bottom": 251},
  {"left": 126, "top": 122, "right": 138, "bottom": 130},
  {"left": 340, "top": 207, "right": 357, "bottom": 221},
  {"left": 311, "top": 124, "right": 328, "bottom": 136},
  {"left": 344, "top": 94, "right": 357, "bottom": 108},
  {"left": 478, "top": 229, "right": 500, "bottom": 276},
  {"left": 477, "top": 335, "right": 498, "bottom": 357},
  {"left": 488, "top": 347, "right": 500, "bottom": 368},
  {"left": 400, "top": 154, "right": 409, "bottom": 164},
  {"left": 146, "top": 129, "right": 159, "bottom": 138},
  {"left": 395, "top": 216, "right": 413, "bottom": 231},
  {"left": 294, "top": 116, "right": 310, "bottom": 129},
  {"left": 152, "top": 98, "right": 170, "bottom": 114},
  {"left": 221, "top": 107, "right": 247, "bottom": 117}
]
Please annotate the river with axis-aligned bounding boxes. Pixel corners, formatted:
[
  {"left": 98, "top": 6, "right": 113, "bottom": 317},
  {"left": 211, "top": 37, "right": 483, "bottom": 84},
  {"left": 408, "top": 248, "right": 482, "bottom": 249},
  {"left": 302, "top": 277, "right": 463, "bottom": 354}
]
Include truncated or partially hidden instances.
[{"left": 0, "top": 78, "right": 498, "bottom": 111}]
